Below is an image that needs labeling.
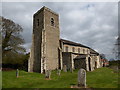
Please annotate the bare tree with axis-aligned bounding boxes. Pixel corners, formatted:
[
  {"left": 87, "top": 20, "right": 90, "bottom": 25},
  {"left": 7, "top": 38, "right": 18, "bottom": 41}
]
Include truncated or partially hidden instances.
[
  {"left": 1, "top": 16, "right": 25, "bottom": 56},
  {"left": 1, "top": 16, "right": 26, "bottom": 65}
]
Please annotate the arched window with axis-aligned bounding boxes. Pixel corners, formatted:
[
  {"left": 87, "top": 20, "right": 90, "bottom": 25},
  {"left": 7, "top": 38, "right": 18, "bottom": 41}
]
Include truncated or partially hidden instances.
[
  {"left": 51, "top": 18, "right": 54, "bottom": 26},
  {"left": 78, "top": 48, "right": 80, "bottom": 53},
  {"left": 72, "top": 47, "right": 75, "bottom": 52},
  {"left": 87, "top": 49, "right": 89, "bottom": 54},
  {"left": 65, "top": 46, "right": 68, "bottom": 52},
  {"left": 83, "top": 49, "right": 85, "bottom": 54}
]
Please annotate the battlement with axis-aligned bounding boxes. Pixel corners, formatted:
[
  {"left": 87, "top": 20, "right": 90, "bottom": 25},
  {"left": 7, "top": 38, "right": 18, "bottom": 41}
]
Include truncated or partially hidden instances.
[{"left": 34, "top": 6, "right": 59, "bottom": 17}]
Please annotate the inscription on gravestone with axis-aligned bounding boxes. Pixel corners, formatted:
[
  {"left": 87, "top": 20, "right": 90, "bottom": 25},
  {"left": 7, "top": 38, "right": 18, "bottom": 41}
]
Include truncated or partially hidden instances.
[{"left": 78, "top": 68, "right": 86, "bottom": 87}]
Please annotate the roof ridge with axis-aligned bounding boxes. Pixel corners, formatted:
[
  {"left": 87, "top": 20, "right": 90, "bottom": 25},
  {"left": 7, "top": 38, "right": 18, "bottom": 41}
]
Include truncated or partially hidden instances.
[{"left": 60, "top": 38, "right": 90, "bottom": 49}]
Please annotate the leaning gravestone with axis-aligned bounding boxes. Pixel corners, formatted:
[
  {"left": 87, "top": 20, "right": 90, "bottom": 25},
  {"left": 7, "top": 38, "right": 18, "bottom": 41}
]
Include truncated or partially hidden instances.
[
  {"left": 16, "top": 69, "right": 19, "bottom": 78},
  {"left": 78, "top": 68, "right": 86, "bottom": 88},
  {"left": 45, "top": 70, "right": 51, "bottom": 79},
  {"left": 63, "top": 65, "right": 67, "bottom": 72},
  {"left": 57, "top": 69, "right": 61, "bottom": 76}
]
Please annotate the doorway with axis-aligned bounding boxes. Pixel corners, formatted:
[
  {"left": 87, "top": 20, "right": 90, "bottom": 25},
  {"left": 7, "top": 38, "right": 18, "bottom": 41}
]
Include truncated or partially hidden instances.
[
  {"left": 88, "top": 57, "right": 91, "bottom": 71},
  {"left": 95, "top": 61, "right": 97, "bottom": 69}
]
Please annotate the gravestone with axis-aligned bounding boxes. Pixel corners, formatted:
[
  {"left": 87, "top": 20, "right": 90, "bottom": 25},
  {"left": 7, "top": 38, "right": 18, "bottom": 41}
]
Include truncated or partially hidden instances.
[
  {"left": 57, "top": 69, "right": 61, "bottom": 76},
  {"left": 45, "top": 70, "right": 51, "bottom": 79},
  {"left": 63, "top": 65, "right": 67, "bottom": 72},
  {"left": 16, "top": 69, "right": 19, "bottom": 78},
  {"left": 70, "top": 68, "right": 73, "bottom": 73},
  {"left": 78, "top": 68, "right": 86, "bottom": 87}
]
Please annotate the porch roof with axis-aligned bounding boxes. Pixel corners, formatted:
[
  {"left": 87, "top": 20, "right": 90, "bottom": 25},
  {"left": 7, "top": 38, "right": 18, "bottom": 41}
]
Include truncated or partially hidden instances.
[{"left": 74, "top": 55, "right": 87, "bottom": 59}]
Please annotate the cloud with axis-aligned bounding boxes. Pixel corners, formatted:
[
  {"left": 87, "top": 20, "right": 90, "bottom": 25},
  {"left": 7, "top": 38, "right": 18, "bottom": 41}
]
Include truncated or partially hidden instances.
[{"left": 2, "top": 2, "right": 118, "bottom": 60}]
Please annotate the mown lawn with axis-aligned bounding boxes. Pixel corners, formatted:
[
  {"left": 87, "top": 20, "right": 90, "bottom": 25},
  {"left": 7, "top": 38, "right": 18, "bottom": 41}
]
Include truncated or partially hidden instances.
[{"left": 2, "top": 67, "right": 119, "bottom": 88}]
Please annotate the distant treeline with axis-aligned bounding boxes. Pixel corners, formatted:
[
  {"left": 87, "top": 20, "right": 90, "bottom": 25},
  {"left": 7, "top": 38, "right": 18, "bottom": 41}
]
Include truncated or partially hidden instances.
[
  {"left": 109, "top": 60, "right": 119, "bottom": 66},
  {"left": 2, "top": 53, "right": 29, "bottom": 71},
  {"left": 2, "top": 60, "right": 28, "bottom": 71},
  {"left": 108, "top": 60, "right": 120, "bottom": 73}
]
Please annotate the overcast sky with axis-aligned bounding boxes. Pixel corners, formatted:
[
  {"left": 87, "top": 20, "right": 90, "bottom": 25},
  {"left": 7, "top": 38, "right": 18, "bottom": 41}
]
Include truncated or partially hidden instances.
[{"left": 1, "top": 2, "right": 118, "bottom": 60}]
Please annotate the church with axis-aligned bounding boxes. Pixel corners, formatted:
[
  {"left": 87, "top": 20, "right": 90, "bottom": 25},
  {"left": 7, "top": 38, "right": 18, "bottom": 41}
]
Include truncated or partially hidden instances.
[{"left": 28, "top": 6, "right": 102, "bottom": 73}]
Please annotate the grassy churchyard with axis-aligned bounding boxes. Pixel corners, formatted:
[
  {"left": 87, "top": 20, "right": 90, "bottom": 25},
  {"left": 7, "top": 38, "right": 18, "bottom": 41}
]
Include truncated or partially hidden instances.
[{"left": 2, "top": 67, "right": 119, "bottom": 88}]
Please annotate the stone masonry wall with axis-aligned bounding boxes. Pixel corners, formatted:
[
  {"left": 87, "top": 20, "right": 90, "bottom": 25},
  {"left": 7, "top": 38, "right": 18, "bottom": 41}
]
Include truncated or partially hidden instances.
[{"left": 44, "top": 7, "right": 60, "bottom": 71}]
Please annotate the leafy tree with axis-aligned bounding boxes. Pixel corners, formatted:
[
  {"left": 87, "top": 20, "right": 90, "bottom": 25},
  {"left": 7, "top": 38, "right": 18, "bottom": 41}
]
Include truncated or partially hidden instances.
[{"left": 1, "top": 16, "right": 26, "bottom": 64}]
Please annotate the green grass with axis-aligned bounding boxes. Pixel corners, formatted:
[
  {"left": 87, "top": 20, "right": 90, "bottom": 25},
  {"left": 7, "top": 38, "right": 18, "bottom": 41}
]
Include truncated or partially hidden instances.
[
  {"left": 2, "top": 67, "right": 118, "bottom": 88},
  {"left": 86, "top": 68, "right": 118, "bottom": 88}
]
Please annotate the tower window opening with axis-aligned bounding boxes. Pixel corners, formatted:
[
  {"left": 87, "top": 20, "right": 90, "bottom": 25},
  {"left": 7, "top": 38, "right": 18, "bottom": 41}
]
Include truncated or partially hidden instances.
[{"left": 51, "top": 18, "right": 54, "bottom": 26}]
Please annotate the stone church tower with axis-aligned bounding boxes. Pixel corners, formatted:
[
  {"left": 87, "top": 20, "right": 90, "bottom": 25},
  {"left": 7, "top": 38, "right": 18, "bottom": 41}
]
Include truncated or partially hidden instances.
[{"left": 28, "top": 6, "right": 60, "bottom": 73}]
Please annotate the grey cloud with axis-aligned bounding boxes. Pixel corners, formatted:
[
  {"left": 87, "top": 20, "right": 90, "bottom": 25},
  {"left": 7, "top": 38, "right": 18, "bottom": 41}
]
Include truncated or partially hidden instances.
[{"left": 2, "top": 2, "right": 118, "bottom": 60}]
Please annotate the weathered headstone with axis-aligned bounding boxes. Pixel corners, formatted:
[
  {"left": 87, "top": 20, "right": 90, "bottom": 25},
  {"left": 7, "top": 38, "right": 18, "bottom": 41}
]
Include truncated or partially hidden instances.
[
  {"left": 45, "top": 70, "right": 51, "bottom": 79},
  {"left": 70, "top": 68, "right": 73, "bottom": 73},
  {"left": 63, "top": 65, "right": 67, "bottom": 72},
  {"left": 57, "top": 69, "right": 61, "bottom": 76},
  {"left": 16, "top": 69, "right": 19, "bottom": 78},
  {"left": 78, "top": 68, "right": 86, "bottom": 87}
]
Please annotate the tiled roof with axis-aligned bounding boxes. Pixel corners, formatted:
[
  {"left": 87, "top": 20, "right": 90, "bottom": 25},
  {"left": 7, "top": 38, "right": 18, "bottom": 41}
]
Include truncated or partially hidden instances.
[
  {"left": 60, "top": 39, "right": 99, "bottom": 55},
  {"left": 90, "top": 49, "right": 99, "bottom": 55},
  {"left": 74, "top": 55, "right": 87, "bottom": 59}
]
